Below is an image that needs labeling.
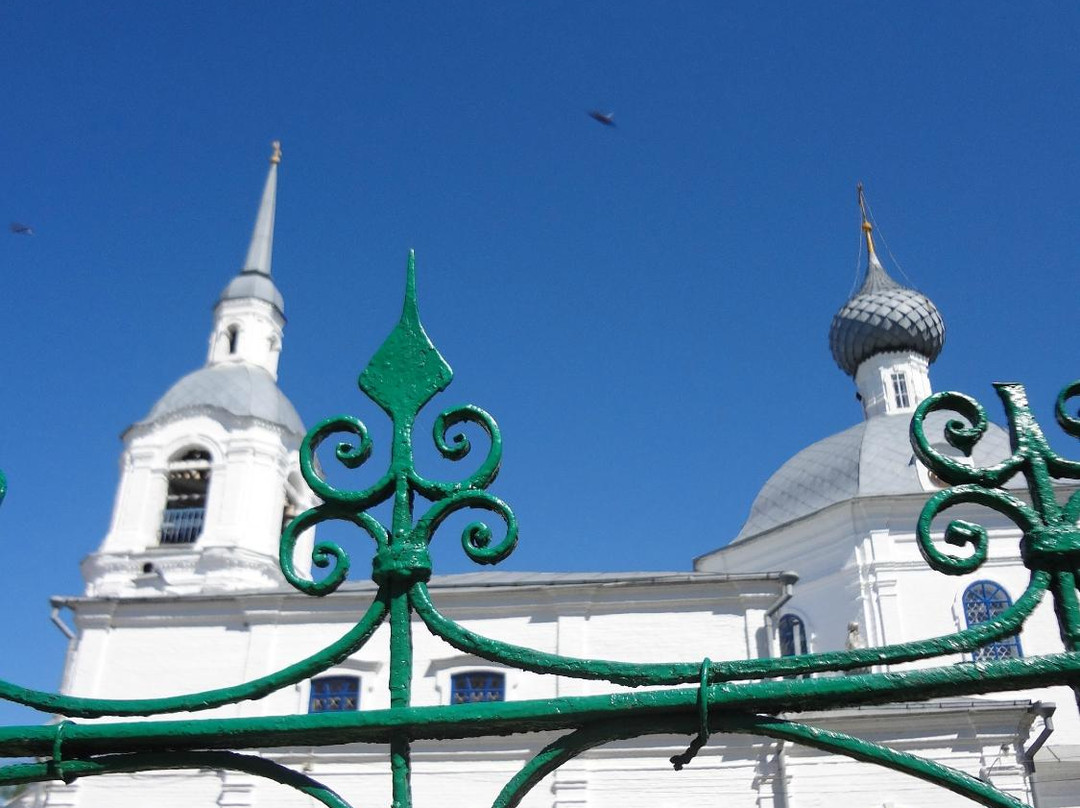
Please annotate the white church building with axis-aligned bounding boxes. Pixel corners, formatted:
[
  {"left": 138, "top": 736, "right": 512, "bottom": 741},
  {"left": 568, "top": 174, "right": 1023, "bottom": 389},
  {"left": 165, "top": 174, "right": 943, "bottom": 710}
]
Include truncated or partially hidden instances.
[{"left": 34, "top": 147, "right": 1080, "bottom": 808}]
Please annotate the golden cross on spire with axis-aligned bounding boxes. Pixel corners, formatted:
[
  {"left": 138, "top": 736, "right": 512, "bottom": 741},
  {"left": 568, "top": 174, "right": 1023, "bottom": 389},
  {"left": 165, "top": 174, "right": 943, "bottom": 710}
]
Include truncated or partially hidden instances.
[
  {"left": 270, "top": 140, "right": 283, "bottom": 165},
  {"left": 856, "top": 182, "right": 877, "bottom": 257}
]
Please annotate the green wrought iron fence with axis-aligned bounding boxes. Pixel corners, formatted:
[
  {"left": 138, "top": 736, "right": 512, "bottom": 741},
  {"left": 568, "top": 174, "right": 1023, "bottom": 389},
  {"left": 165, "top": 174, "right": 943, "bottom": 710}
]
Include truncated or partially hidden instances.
[{"left": 0, "top": 253, "right": 1079, "bottom": 808}]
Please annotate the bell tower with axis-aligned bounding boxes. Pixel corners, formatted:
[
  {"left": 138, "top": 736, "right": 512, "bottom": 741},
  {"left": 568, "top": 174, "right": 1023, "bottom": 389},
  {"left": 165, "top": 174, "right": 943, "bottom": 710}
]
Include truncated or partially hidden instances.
[{"left": 83, "top": 143, "right": 315, "bottom": 596}]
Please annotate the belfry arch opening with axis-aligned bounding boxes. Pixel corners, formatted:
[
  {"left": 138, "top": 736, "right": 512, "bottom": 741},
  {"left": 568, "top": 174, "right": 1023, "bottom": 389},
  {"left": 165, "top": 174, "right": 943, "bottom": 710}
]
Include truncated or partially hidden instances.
[{"left": 159, "top": 448, "right": 211, "bottom": 544}]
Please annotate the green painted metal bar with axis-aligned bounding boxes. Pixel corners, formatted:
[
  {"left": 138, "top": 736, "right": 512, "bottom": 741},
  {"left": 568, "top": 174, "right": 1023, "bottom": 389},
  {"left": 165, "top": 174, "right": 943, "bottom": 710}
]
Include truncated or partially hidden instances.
[
  {"left": 411, "top": 572, "right": 1048, "bottom": 684},
  {"left": 0, "top": 591, "right": 388, "bottom": 717},
  {"left": 0, "top": 752, "right": 356, "bottom": 808},
  {"left": 0, "top": 653, "right": 1077, "bottom": 760},
  {"left": 493, "top": 713, "right": 1028, "bottom": 808}
]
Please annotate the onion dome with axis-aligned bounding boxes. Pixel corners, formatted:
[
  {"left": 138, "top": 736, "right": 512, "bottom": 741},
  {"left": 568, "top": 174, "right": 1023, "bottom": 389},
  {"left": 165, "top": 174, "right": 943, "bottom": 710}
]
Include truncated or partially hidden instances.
[{"left": 828, "top": 187, "right": 944, "bottom": 377}]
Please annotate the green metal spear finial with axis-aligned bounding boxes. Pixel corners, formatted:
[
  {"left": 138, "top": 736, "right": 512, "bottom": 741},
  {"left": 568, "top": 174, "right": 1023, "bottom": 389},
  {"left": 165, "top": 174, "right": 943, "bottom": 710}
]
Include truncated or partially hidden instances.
[{"left": 359, "top": 251, "right": 453, "bottom": 420}]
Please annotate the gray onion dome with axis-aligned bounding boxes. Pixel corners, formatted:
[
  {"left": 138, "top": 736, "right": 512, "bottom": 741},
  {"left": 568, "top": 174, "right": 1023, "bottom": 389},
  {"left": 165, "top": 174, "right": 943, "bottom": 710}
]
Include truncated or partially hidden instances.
[{"left": 828, "top": 221, "right": 945, "bottom": 377}]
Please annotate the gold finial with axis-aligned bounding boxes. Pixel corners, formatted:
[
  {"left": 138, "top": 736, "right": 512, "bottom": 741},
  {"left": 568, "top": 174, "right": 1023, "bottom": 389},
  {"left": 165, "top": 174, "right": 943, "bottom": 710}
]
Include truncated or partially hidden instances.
[
  {"left": 270, "top": 141, "right": 282, "bottom": 165},
  {"left": 856, "top": 182, "right": 876, "bottom": 257}
]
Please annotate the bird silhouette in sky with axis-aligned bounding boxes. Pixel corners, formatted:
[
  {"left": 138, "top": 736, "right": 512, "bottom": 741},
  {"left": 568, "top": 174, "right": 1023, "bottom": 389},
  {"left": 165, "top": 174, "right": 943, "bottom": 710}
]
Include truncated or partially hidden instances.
[
  {"left": 588, "top": 110, "right": 615, "bottom": 127},
  {"left": 9, "top": 223, "right": 33, "bottom": 236}
]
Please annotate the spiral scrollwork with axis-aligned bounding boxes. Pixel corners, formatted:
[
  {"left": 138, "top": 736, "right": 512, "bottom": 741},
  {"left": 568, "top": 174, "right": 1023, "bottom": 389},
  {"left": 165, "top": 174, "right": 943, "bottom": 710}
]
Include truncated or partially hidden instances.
[
  {"left": 300, "top": 415, "right": 393, "bottom": 508},
  {"left": 412, "top": 490, "right": 518, "bottom": 565},
  {"left": 1055, "top": 381, "right": 1080, "bottom": 439},
  {"left": 412, "top": 404, "right": 503, "bottom": 497},
  {"left": 916, "top": 484, "right": 1039, "bottom": 575},
  {"left": 910, "top": 392, "right": 1023, "bottom": 488},
  {"left": 1045, "top": 381, "right": 1080, "bottom": 480},
  {"left": 280, "top": 505, "right": 390, "bottom": 596}
]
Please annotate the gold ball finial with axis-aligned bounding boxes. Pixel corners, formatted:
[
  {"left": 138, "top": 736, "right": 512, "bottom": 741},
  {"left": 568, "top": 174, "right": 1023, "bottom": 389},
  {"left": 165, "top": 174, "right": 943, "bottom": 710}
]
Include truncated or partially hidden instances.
[{"left": 270, "top": 141, "right": 282, "bottom": 165}]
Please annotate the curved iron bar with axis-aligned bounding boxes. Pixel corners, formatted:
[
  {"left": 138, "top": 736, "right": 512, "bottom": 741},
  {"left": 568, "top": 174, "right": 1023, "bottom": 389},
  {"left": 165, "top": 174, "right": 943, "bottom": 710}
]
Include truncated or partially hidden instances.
[
  {"left": 410, "top": 573, "right": 1048, "bottom": 685},
  {"left": 2, "top": 653, "right": 1079, "bottom": 759},
  {"left": 494, "top": 713, "right": 1026, "bottom": 808},
  {"left": 300, "top": 414, "right": 395, "bottom": 508},
  {"left": 279, "top": 505, "right": 391, "bottom": 596},
  {"left": 411, "top": 404, "right": 503, "bottom": 498},
  {"left": 0, "top": 751, "right": 355, "bottom": 808},
  {"left": 0, "top": 589, "right": 388, "bottom": 717},
  {"left": 1049, "top": 381, "right": 1080, "bottom": 477},
  {"left": 916, "top": 484, "right": 1041, "bottom": 575},
  {"left": 411, "top": 491, "right": 518, "bottom": 565},
  {"left": 911, "top": 391, "right": 1026, "bottom": 487}
]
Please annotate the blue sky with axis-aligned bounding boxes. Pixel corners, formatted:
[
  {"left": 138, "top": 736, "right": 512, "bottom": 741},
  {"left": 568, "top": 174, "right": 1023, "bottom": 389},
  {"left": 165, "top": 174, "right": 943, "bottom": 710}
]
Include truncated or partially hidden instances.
[{"left": 1, "top": 3, "right": 1079, "bottom": 723}]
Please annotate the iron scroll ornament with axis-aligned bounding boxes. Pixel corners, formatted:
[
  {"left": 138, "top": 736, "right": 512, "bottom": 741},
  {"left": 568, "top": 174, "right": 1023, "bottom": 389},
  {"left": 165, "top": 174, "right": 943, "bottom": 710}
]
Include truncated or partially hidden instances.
[{"left": 0, "top": 256, "right": 1079, "bottom": 808}]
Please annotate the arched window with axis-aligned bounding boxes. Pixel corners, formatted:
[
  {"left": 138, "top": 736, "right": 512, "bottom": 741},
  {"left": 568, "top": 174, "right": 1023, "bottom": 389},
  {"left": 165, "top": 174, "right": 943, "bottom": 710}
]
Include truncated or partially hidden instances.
[
  {"left": 159, "top": 449, "right": 211, "bottom": 544},
  {"left": 450, "top": 671, "right": 505, "bottom": 704},
  {"left": 308, "top": 676, "right": 360, "bottom": 713},
  {"left": 963, "top": 581, "right": 1022, "bottom": 661},
  {"left": 226, "top": 325, "right": 240, "bottom": 355},
  {"left": 778, "top": 614, "right": 807, "bottom": 657}
]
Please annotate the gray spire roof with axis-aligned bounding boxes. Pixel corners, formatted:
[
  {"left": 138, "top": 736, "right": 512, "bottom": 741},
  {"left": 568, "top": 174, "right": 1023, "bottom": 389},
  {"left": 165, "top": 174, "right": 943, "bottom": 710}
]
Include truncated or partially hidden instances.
[
  {"left": 828, "top": 218, "right": 945, "bottom": 377},
  {"left": 218, "top": 142, "right": 285, "bottom": 315}
]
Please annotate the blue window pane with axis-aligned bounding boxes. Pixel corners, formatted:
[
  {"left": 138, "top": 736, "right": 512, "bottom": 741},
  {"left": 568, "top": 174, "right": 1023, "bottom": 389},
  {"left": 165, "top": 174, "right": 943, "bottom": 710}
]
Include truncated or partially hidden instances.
[
  {"left": 450, "top": 671, "right": 505, "bottom": 704},
  {"left": 309, "top": 676, "right": 360, "bottom": 713},
  {"left": 778, "top": 614, "right": 807, "bottom": 657},
  {"left": 962, "top": 581, "right": 1022, "bottom": 661}
]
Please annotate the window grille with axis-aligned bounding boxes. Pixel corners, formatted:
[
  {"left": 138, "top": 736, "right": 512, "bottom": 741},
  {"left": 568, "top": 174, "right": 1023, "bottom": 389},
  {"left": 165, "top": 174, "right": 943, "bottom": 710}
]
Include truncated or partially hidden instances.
[
  {"left": 160, "top": 449, "right": 211, "bottom": 544},
  {"left": 778, "top": 614, "right": 808, "bottom": 657},
  {"left": 963, "top": 581, "right": 1022, "bottom": 661},
  {"left": 450, "top": 671, "right": 505, "bottom": 704},
  {"left": 890, "top": 371, "right": 910, "bottom": 409},
  {"left": 308, "top": 676, "right": 360, "bottom": 713}
]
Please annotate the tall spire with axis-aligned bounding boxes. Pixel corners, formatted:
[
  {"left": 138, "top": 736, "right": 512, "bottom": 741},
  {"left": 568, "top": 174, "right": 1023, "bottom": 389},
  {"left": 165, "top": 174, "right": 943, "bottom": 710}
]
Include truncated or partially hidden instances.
[
  {"left": 241, "top": 141, "right": 281, "bottom": 276},
  {"left": 210, "top": 143, "right": 287, "bottom": 376}
]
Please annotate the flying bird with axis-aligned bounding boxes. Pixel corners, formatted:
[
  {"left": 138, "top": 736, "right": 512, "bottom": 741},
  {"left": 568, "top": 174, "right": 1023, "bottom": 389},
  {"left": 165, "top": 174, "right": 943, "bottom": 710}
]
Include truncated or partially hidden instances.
[
  {"left": 9, "top": 222, "right": 33, "bottom": 236},
  {"left": 588, "top": 110, "right": 615, "bottom": 127}
]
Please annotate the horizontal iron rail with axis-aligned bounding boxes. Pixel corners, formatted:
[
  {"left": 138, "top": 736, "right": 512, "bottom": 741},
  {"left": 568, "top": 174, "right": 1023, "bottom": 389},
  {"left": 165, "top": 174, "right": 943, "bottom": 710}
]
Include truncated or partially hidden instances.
[{"left": 3, "top": 652, "right": 1078, "bottom": 759}]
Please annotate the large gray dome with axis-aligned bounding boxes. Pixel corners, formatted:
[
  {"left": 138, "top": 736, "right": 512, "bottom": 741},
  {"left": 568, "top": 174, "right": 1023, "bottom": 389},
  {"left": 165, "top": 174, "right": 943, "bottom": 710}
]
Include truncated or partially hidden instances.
[
  {"left": 734, "top": 412, "right": 1014, "bottom": 541},
  {"left": 829, "top": 256, "right": 944, "bottom": 377},
  {"left": 219, "top": 270, "right": 285, "bottom": 315},
  {"left": 142, "top": 363, "right": 304, "bottom": 436}
]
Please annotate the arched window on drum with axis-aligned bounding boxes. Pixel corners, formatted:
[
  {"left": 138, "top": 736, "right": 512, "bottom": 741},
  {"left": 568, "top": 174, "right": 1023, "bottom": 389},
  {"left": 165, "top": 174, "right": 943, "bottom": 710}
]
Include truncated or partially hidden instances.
[{"left": 962, "top": 580, "right": 1022, "bottom": 661}]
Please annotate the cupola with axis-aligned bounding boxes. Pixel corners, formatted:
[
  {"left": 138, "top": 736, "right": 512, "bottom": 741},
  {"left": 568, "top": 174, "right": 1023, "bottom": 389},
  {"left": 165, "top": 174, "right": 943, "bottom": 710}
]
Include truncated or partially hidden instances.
[{"left": 828, "top": 185, "right": 945, "bottom": 418}]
